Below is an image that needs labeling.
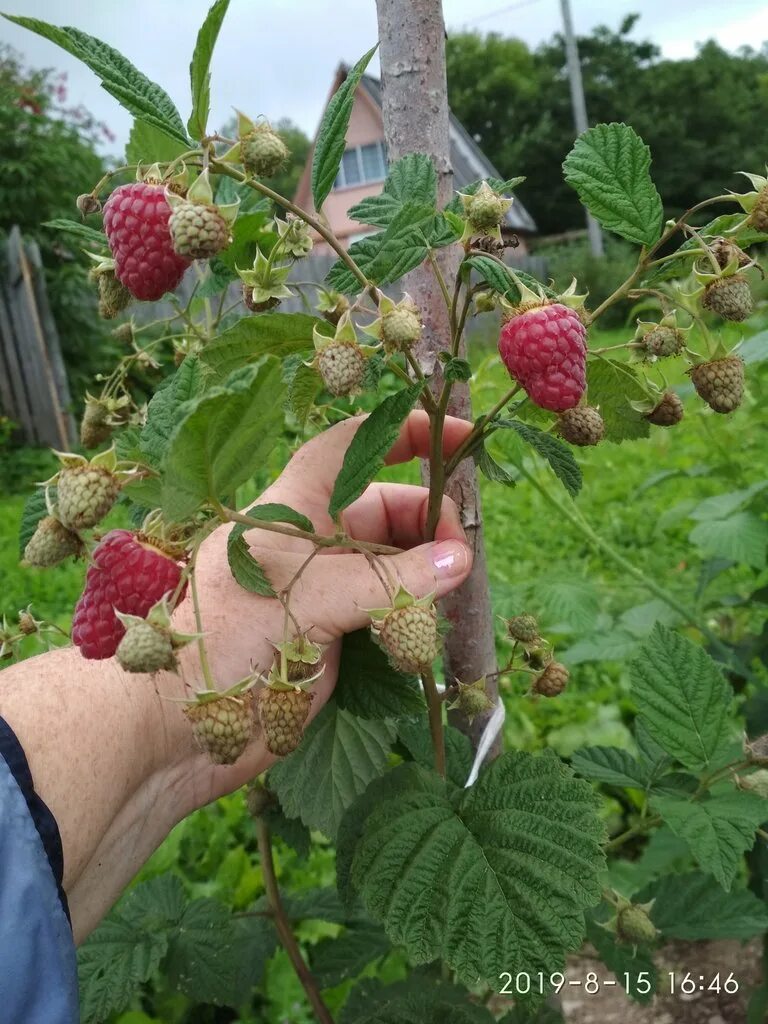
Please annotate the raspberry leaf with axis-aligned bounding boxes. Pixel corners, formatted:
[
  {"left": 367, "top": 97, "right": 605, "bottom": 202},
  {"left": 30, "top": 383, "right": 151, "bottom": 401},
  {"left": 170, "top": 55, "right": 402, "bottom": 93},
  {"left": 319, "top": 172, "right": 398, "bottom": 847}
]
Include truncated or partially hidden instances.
[
  {"left": 187, "top": 0, "right": 230, "bottom": 140},
  {"left": 285, "top": 361, "right": 324, "bottom": 429},
  {"left": 310, "top": 922, "right": 392, "bottom": 990},
  {"left": 42, "top": 219, "right": 109, "bottom": 252},
  {"left": 651, "top": 791, "right": 766, "bottom": 890},
  {"left": 348, "top": 153, "right": 438, "bottom": 227},
  {"left": 475, "top": 443, "right": 518, "bottom": 487},
  {"left": 329, "top": 382, "right": 422, "bottom": 517},
  {"left": 268, "top": 701, "right": 396, "bottom": 839},
  {"left": 201, "top": 312, "right": 324, "bottom": 380},
  {"left": 630, "top": 624, "right": 733, "bottom": 772},
  {"left": 227, "top": 502, "right": 314, "bottom": 597},
  {"left": 336, "top": 629, "right": 424, "bottom": 719},
  {"left": 571, "top": 746, "right": 651, "bottom": 790},
  {"left": 689, "top": 512, "right": 768, "bottom": 570},
  {"left": 18, "top": 486, "right": 53, "bottom": 559},
  {"left": 641, "top": 872, "right": 768, "bottom": 940},
  {"left": 467, "top": 254, "right": 554, "bottom": 303},
  {"left": 337, "top": 753, "right": 604, "bottom": 985},
  {"left": 126, "top": 119, "right": 188, "bottom": 165},
  {"left": 312, "top": 46, "right": 378, "bottom": 210},
  {"left": 162, "top": 360, "right": 285, "bottom": 519},
  {"left": 340, "top": 976, "right": 497, "bottom": 1023},
  {"left": 563, "top": 122, "right": 663, "bottom": 247},
  {"left": 5, "top": 16, "right": 189, "bottom": 145},
  {"left": 396, "top": 717, "right": 473, "bottom": 789},
  {"left": 494, "top": 419, "right": 582, "bottom": 497},
  {"left": 586, "top": 358, "right": 650, "bottom": 442}
]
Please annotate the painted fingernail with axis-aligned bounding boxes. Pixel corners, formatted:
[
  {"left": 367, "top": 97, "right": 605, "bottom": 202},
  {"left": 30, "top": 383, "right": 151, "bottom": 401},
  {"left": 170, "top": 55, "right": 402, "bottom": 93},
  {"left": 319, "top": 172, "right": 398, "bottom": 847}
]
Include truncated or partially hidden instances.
[{"left": 429, "top": 540, "right": 469, "bottom": 578}]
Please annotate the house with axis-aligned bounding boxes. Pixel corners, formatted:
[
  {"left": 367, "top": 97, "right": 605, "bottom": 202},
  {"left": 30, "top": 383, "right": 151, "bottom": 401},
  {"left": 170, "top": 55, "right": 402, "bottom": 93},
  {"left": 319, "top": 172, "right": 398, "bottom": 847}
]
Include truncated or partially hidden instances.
[{"left": 293, "top": 64, "right": 537, "bottom": 256}]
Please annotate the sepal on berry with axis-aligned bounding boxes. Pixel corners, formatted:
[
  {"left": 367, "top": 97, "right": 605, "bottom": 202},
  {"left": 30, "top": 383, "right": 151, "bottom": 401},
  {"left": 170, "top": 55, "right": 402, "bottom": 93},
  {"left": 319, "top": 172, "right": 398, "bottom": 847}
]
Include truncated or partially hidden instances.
[
  {"left": 275, "top": 214, "right": 313, "bottom": 258},
  {"left": 362, "top": 294, "right": 422, "bottom": 353},
  {"left": 631, "top": 311, "right": 691, "bottom": 361},
  {"left": 730, "top": 168, "right": 768, "bottom": 232},
  {"left": 448, "top": 676, "right": 495, "bottom": 723},
  {"left": 458, "top": 180, "right": 513, "bottom": 240},
  {"left": 237, "top": 249, "right": 293, "bottom": 306}
]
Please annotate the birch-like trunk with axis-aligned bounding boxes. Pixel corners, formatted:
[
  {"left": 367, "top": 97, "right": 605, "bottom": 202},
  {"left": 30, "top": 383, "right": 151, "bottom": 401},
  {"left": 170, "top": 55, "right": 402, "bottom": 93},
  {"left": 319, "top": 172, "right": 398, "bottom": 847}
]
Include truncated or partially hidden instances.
[{"left": 375, "top": 0, "right": 499, "bottom": 752}]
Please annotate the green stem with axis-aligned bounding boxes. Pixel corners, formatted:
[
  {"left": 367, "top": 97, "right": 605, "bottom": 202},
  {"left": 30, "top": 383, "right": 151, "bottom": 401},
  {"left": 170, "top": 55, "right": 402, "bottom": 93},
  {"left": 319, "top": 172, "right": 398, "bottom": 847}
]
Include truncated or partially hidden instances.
[
  {"left": 421, "top": 667, "right": 446, "bottom": 777},
  {"left": 444, "top": 384, "right": 521, "bottom": 477},
  {"left": 605, "top": 815, "right": 662, "bottom": 852},
  {"left": 256, "top": 819, "right": 334, "bottom": 1024},
  {"left": 427, "top": 248, "right": 453, "bottom": 315},
  {"left": 211, "top": 158, "right": 371, "bottom": 294},
  {"left": 218, "top": 506, "right": 401, "bottom": 555},
  {"left": 189, "top": 562, "right": 215, "bottom": 691}
]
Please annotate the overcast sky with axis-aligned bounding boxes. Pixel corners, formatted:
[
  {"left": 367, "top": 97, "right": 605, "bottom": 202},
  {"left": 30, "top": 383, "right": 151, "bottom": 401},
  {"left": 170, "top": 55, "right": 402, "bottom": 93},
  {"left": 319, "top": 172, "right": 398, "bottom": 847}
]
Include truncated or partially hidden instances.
[{"left": 2, "top": 0, "right": 767, "bottom": 155}]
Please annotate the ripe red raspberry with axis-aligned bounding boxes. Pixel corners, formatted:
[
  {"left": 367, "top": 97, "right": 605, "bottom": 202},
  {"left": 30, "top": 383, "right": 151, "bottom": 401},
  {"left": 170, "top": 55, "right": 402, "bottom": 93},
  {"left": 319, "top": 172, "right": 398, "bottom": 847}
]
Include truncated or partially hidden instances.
[
  {"left": 499, "top": 303, "right": 587, "bottom": 412},
  {"left": 72, "top": 530, "right": 186, "bottom": 659},
  {"left": 103, "top": 182, "right": 190, "bottom": 301}
]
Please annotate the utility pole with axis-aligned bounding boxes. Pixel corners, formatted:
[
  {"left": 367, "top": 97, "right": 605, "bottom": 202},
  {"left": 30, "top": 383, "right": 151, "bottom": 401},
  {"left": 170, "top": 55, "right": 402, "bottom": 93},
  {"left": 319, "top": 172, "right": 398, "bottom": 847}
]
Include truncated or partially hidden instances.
[{"left": 560, "top": 0, "right": 604, "bottom": 256}]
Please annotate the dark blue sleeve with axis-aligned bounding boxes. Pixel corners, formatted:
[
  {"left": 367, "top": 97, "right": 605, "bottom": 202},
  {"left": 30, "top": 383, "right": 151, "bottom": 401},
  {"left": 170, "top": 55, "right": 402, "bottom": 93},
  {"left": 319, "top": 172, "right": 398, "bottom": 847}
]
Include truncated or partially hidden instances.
[{"left": 0, "top": 717, "right": 79, "bottom": 1024}]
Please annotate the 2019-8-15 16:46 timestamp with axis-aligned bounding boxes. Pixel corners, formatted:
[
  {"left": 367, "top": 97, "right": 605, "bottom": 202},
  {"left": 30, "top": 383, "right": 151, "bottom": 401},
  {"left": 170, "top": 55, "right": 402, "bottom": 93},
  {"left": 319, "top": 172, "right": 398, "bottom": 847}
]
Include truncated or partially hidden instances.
[{"left": 498, "top": 971, "right": 740, "bottom": 997}]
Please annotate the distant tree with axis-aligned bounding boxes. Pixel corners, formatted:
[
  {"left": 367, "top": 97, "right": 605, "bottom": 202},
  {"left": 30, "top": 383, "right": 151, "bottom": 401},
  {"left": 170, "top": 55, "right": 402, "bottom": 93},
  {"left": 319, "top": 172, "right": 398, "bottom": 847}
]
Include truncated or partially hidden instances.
[
  {"left": 446, "top": 15, "right": 768, "bottom": 235},
  {"left": 0, "top": 45, "right": 117, "bottom": 409}
]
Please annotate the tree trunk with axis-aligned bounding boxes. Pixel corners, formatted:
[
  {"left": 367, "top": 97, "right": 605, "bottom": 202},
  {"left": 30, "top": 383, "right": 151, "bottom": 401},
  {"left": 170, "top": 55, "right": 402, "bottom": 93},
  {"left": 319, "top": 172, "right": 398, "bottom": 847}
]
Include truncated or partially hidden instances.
[{"left": 375, "top": 0, "right": 499, "bottom": 755}]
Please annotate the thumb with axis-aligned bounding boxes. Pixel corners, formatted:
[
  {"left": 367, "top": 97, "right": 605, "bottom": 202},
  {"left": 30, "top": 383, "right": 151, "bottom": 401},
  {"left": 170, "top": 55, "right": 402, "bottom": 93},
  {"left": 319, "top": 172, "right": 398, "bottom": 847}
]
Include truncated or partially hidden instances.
[{"left": 306, "top": 538, "right": 473, "bottom": 637}]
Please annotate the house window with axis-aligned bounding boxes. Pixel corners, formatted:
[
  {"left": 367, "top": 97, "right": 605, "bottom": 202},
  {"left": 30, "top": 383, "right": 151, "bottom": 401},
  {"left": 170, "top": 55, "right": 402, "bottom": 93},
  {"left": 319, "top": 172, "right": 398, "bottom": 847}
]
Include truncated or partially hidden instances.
[{"left": 334, "top": 141, "right": 387, "bottom": 189}]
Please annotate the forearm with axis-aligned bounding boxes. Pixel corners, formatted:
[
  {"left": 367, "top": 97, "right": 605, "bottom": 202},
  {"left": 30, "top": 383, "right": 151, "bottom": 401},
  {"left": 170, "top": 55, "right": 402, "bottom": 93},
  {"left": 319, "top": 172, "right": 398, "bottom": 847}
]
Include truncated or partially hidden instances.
[{"left": 0, "top": 645, "right": 191, "bottom": 939}]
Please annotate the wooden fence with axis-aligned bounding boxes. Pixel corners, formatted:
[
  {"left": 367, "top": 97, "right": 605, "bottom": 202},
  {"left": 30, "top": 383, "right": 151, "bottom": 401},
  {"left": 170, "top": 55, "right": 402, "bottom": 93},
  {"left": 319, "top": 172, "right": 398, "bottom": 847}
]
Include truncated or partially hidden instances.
[{"left": 0, "top": 227, "right": 75, "bottom": 449}]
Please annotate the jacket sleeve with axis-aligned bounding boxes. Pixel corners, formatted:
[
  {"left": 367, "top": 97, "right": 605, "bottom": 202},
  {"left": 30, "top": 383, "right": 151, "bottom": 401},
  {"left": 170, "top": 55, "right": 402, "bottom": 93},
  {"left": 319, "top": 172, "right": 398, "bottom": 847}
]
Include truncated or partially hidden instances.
[{"left": 0, "top": 717, "right": 79, "bottom": 1024}]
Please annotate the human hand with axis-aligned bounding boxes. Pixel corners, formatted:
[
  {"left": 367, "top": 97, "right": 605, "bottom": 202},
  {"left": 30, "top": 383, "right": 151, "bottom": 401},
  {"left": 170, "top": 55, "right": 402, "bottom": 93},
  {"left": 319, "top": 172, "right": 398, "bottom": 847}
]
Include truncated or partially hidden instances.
[{"left": 165, "top": 409, "right": 475, "bottom": 810}]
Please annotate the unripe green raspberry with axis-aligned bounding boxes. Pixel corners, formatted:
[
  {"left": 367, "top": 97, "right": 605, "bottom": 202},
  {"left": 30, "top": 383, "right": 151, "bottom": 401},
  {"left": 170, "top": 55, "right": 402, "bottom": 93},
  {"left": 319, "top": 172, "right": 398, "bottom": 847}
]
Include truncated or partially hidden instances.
[
  {"left": 557, "top": 406, "right": 604, "bottom": 447},
  {"left": 617, "top": 905, "right": 657, "bottom": 946},
  {"left": 57, "top": 466, "right": 119, "bottom": 530},
  {"left": 464, "top": 181, "right": 509, "bottom": 233},
  {"left": 701, "top": 275, "right": 753, "bottom": 322},
  {"left": 645, "top": 390, "right": 684, "bottom": 427},
  {"left": 23, "top": 516, "right": 83, "bottom": 567},
  {"left": 241, "top": 124, "right": 289, "bottom": 177},
  {"left": 377, "top": 604, "right": 440, "bottom": 674},
  {"left": 381, "top": 301, "right": 422, "bottom": 352},
  {"left": 644, "top": 325, "right": 685, "bottom": 358},
  {"left": 689, "top": 355, "right": 744, "bottom": 414},
  {"left": 185, "top": 691, "right": 254, "bottom": 765},
  {"left": 532, "top": 661, "right": 569, "bottom": 697},
  {"left": 170, "top": 202, "right": 231, "bottom": 260},
  {"left": 257, "top": 687, "right": 313, "bottom": 756},
  {"left": 748, "top": 186, "right": 768, "bottom": 232},
  {"left": 317, "top": 340, "right": 366, "bottom": 397},
  {"left": 91, "top": 267, "right": 132, "bottom": 320},
  {"left": 116, "top": 621, "right": 177, "bottom": 674},
  {"left": 507, "top": 614, "right": 540, "bottom": 644}
]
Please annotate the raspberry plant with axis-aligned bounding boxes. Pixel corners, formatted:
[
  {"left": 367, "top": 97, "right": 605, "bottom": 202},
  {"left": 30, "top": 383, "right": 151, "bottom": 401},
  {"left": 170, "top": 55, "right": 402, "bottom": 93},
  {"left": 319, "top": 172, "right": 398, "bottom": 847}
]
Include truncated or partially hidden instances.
[{"left": 6, "top": 2, "right": 768, "bottom": 1020}]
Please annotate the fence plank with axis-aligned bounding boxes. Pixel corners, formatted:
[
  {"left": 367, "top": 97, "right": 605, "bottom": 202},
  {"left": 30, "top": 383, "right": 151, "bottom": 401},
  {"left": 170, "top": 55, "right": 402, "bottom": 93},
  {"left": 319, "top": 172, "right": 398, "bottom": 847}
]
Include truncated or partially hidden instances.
[{"left": 0, "top": 280, "right": 36, "bottom": 440}]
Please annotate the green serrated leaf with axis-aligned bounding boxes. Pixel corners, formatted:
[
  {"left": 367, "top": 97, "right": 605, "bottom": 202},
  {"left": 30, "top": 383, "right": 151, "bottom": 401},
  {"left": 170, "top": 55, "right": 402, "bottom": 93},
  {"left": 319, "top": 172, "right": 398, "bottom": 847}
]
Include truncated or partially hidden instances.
[
  {"left": 339, "top": 752, "right": 605, "bottom": 985},
  {"left": 312, "top": 46, "right": 377, "bottom": 210},
  {"left": 286, "top": 361, "right": 323, "bottom": 429},
  {"left": 689, "top": 512, "right": 768, "bottom": 570},
  {"left": 264, "top": 803, "right": 311, "bottom": 858},
  {"left": 18, "top": 487, "right": 52, "bottom": 558},
  {"left": 586, "top": 358, "right": 650, "bottom": 442},
  {"left": 571, "top": 746, "right": 649, "bottom": 789},
  {"left": 216, "top": 210, "right": 273, "bottom": 273},
  {"left": 284, "top": 886, "right": 349, "bottom": 925},
  {"left": 227, "top": 527, "right": 274, "bottom": 597},
  {"left": 125, "top": 119, "right": 188, "bottom": 165},
  {"left": 269, "top": 701, "right": 396, "bottom": 839},
  {"left": 495, "top": 418, "right": 582, "bottom": 497},
  {"left": 5, "top": 15, "right": 188, "bottom": 145},
  {"left": 348, "top": 153, "right": 437, "bottom": 227},
  {"left": 161, "top": 360, "right": 284, "bottom": 519},
  {"left": 42, "top": 218, "right": 107, "bottom": 251},
  {"left": 135, "top": 355, "right": 207, "bottom": 474},
  {"left": 396, "top": 717, "right": 473, "bottom": 790},
  {"left": 585, "top": 914, "right": 656, "bottom": 1004},
  {"left": 329, "top": 382, "right": 422, "bottom": 517},
  {"left": 164, "top": 896, "right": 244, "bottom": 1006},
  {"left": 563, "top": 123, "right": 663, "bottom": 247},
  {"left": 476, "top": 443, "right": 518, "bottom": 487},
  {"left": 443, "top": 357, "right": 472, "bottom": 383},
  {"left": 467, "top": 254, "right": 554, "bottom": 304},
  {"left": 630, "top": 624, "right": 732, "bottom": 771},
  {"left": 644, "top": 872, "right": 768, "bottom": 939},
  {"left": 652, "top": 791, "right": 766, "bottom": 890},
  {"left": 335, "top": 629, "right": 424, "bottom": 720},
  {"left": 187, "top": 0, "right": 229, "bottom": 139},
  {"left": 311, "top": 921, "right": 391, "bottom": 989},
  {"left": 341, "top": 977, "right": 497, "bottom": 1024},
  {"left": 201, "top": 312, "right": 321, "bottom": 380},
  {"left": 327, "top": 234, "right": 382, "bottom": 293}
]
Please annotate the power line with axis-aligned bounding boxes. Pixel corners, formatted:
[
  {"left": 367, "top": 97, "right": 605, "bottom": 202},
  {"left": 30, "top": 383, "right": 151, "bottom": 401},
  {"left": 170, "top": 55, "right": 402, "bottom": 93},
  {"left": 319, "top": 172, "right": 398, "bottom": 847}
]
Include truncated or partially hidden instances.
[{"left": 462, "top": 0, "right": 544, "bottom": 28}]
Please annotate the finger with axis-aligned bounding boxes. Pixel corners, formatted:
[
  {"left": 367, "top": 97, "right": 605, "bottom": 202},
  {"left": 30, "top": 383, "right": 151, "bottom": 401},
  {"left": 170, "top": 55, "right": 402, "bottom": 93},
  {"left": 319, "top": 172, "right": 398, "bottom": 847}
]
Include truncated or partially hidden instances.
[
  {"left": 341, "top": 482, "right": 465, "bottom": 549},
  {"left": 265, "top": 410, "right": 472, "bottom": 509},
  {"left": 280, "top": 537, "right": 473, "bottom": 640}
]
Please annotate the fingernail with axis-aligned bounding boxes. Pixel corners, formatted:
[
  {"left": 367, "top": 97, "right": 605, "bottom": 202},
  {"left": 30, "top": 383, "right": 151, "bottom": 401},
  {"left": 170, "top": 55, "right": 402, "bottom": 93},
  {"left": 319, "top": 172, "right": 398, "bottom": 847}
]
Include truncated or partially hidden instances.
[{"left": 428, "top": 540, "right": 469, "bottom": 578}]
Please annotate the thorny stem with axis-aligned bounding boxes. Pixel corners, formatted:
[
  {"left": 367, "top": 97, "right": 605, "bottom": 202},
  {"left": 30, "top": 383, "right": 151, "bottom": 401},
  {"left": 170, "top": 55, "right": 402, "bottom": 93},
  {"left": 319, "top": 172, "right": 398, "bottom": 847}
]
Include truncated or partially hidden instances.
[
  {"left": 420, "top": 667, "right": 446, "bottom": 778},
  {"left": 256, "top": 819, "right": 334, "bottom": 1024},
  {"left": 188, "top": 554, "right": 215, "bottom": 691},
  {"left": 218, "top": 506, "right": 401, "bottom": 556},
  {"left": 605, "top": 816, "right": 662, "bottom": 853},
  {"left": 427, "top": 248, "right": 453, "bottom": 315}
]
